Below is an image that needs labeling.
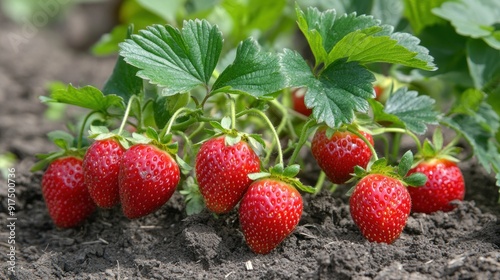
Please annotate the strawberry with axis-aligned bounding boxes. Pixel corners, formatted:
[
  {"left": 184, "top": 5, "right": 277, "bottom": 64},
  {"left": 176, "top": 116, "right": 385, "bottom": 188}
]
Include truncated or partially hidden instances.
[
  {"left": 349, "top": 174, "right": 411, "bottom": 244},
  {"left": 291, "top": 87, "right": 312, "bottom": 116},
  {"left": 83, "top": 138, "right": 125, "bottom": 208},
  {"left": 311, "top": 126, "right": 374, "bottom": 184},
  {"left": 406, "top": 128, "right": 465, "bottom": 213},
  {"left": 195, "top": 135, "right": 261, "bottom": 214},
  {"left": 239, "top": 178, "right": 303, "bottom": 254},
  {"left": 119, "top": 143, "right": 180, "bottom": 219},
  {"left": 407, "top": 159, "right": 465, "bottom": 213},
  {"left": 374, "top": 85, "right": 383, "bottom": 100},
  {"left": 41, "top": 156, "right": 96, "bottom": 228},
  {"left": 348, "top": 151, "right": 426, "bottom": 243}
]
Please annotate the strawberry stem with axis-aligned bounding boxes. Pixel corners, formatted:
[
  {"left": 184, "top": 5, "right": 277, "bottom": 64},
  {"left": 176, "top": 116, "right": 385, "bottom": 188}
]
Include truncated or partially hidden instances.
[
  {"left": 117, "top": 95, "right": 138, "bottom": 135},
  {"left": 162, "top": 107, "right": 194, "bottom": 138},
  {"left": 77, "top": 110, "right": 99, "bottom": 150},
  {"left": 270, "top": 99, "right": 298, "bottom": 139},
  {"left": 229, "top": 95, "right": 236, "bottom": 130},
  {"left": 371, "top": 127, "right": 423, "bottom": 158},
  {"left": 237, "top": 108, "right": 283, "bottom": 165},
  {"left": 313, "top": 170, "right": 326, "bottom": 194},
  {"left": 288, "top": 118, "right": 317, "bottom": 165},
  {"left": 347, "top": 126, "right": 379, "bottom": 161}
]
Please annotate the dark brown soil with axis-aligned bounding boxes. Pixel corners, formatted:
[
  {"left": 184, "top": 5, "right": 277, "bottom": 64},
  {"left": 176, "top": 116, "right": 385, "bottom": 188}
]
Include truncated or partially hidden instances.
[{"left": 1, "top": 9, "right": 500, "bottom": 280}]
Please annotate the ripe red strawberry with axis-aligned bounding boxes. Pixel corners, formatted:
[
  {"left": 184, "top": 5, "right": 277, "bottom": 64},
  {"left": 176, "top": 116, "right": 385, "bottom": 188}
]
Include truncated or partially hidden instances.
[
  {"left": 41, "top": 156, "right": 96, "bottom": 228},
  {"left": 311, "top": 126, "right": 374, "bottom": 184},
  {"left": 292, "top": 87, "right": 312, "bottom": 116},
  {"left": 119, "top": 144, "right": 180, "bottom": 219},
  {"left": 195, "top": 136, "right": 261, "bottom": 214},
  {"left": 374, "top": 85, "right": 383, "bottom": 100},
  {"left": 239, "top": 178, "right": 303, "bottom": 254},
  {"left": 349, "top": 174, "right": 411, "bottom": 244},
  {"left": 83, "top": 138, "right": 125, "bottom": 208},
  {"left": 407, "top": 159, "right": 465, "bottom": 213}
]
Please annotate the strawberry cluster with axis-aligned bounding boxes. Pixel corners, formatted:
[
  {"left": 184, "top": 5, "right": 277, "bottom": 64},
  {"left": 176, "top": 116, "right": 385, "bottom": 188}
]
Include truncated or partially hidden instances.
[{"left": 41, "top": 137, "right": 181, "bottom": 227}]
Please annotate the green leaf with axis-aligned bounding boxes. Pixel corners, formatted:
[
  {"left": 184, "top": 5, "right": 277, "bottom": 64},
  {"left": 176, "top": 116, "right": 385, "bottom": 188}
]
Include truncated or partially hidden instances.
[
  {"left": 433, "top": 0, "right": 500, "bottom": 49},
  {"left": 449, "top": 88, "right": 486, "bottom": 115},
  {"left": 248, "top": 172, "right": 271, "bottom": 180},
  {"left": 327, "top": 26, "right": 435, "bottom": 70},
  {"left": 309, "top": 59, "right": 375, "bottom": 128},
  {"left": 467, "top": 39, "right": 500, "bottom": 94},
  {"left": 403, "top": 0, "right": 448, "bottom": 34},
  {"left": 442, "top": 102, "right": 500, "bottom": 174},
  {"left": 295, "top": 5, "right": 334, "bottom": 66},
  {"left": 404, "top": 172, "right": 427, "bottom": 187},
  {"left": 212, "top": 38, "right": 286, "bottom": 98},
  {"left": 295, "top": 4, "right": 436, "bottom": 70},
  {"left": 45, "top": 85, "right": 123, "bottom": 112},
  {"left": 281, "top": 50, "right": 374, "bottom": 128},
  {"left": 47, "top": 130, "right": 75, "bottom": 150},
  {"left": 180, "top": 177, "right": 205, "bottom": 216},
  {"left": 398, "top": 150, "right": 413, "bottom": 177},
  {"left": 220, "top": 116, "right": 232, "bottom": 130},
  {"left": 119, "top": 20, "right": 223, "bottom": 95},
  {"left": 102, "top": 26, "right": 143, "bottom": 103},
  {"left": 383, "top": 87, "right": 439, "bottom": 134},
  {"left": 92, "top": 25, "right": 129, "bottom": 55},
  {"left": 283, "top": 164, "right": 301, "bottom": 178},
  {"left": 417, "top": 24, "right": 469, "bottom": 76},
  {"left": 432, "top": 127, "right": 444, "bottom": 151}
]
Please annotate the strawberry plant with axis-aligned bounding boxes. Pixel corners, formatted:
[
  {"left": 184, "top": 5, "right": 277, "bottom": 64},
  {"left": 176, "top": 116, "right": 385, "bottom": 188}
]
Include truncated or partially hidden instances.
[{"left": 33, "top": 1, "right": 500, "bottom": 253}]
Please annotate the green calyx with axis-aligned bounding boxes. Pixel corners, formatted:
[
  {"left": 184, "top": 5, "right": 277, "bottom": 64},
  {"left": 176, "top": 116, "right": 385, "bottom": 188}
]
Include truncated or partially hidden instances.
[
  {"left": 416, "top": 127, "right": 461, "bottom": 164},
  {"left": 349, "top": 150, "right": 427, "bottom": 191},
  {"left": 31, "top": 130, "right": 86, "bottom": 172},
  {"left": 248, "top": 163, "right": 315, "bottom": 194},
  {"left": 88, "top": 125, "right": 130, "bottom": 149},
  {"left": 208, "top": 116, "right": 266, "bottom": 153}
]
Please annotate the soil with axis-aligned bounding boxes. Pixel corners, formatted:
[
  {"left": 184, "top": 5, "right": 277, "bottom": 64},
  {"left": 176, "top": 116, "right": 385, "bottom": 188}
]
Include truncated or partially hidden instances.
[{"left": 1, "top": 9, "right": 500, "bottom": 280}]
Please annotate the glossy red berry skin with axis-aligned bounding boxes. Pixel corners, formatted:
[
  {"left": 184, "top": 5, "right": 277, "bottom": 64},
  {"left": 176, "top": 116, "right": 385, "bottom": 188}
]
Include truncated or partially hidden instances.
[
  {"left": 312, "top": 127, "right": 374, "bottom": 184},
  {"left": 83, "top": 139, "right": 125, "bottom": 208},
  {"left": 407, "top": 159, "right": 465, "bottom": 213},
  {"left": 41, "top": 157, "right": 96, "bottom": 228},
  {"left": 239, "top": 178, "right": 303, "bottom": 254},
  {"left": 195, "top": 136, "right": 261, "bottom": 214},
  {"left": 292, "top": 88, "right": 313, "bottom": 116},
  {"left": 349, "top": 174, "right": 411, "bottom": 244},
  {"left": 119, "top": 144, "right": 180, "bottom": 219}
]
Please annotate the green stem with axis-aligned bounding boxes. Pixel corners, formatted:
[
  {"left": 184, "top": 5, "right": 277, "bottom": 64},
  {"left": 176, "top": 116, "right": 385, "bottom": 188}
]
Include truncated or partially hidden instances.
[
  {"left": 237, "top": 108, "right": 283, "bottom": 165},
  {"left": 372, "top": 127, "right": 423, "bottom": 156},
  {"left": 347, "top": 127, "right": 379, "bottom": 161},
  {"left": 117, "top": 96, "right": 138, "bottom": 135},
  {"left": 188, "top": 122, "right": 205, "bottom": 140},
  {"left": 270, "top": 100, "right": 293, "bottom": 137},
  {"left": 391, "top": 133, "right": 402, "bottom": 163},
  {"left": 77, "top": 110, "right": 100, "bottom": 150},
  {"left": 288, "top": 118, "right": 317, "bottom": 165},
  {"left": 230, "top": 96, "right": 236, "bottom": 130},
  {"left": 313, "top": 171, "right": 326, "bottom": 195},
  {"left": 161, "top": 107, "right": 193, "bottom": 138}
]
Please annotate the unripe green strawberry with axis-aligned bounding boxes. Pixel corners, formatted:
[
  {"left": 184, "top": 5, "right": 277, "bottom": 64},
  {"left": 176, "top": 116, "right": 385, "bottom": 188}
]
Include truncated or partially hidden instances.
[
  {"left": 312, "top": 126, "right": 374, "bottom": 184},
  {"left": 196, "top": 136, "right": 261, "bottom": 214},
  {"left": 349, "top": 174, "right": 411, "bottom": 244},
  {"left": 42, "top": 156, "right": 96, "bottom": 228},
  {"left": 119, "top": 144, "right": 180, "bottom": 219},
  {"left": 407, "top": 159, "right": 465, "bottom": 213},
  {"left": 239, "top": 178, "right": 303, "bottom": 254},
  {"left": 83, "top": 138, "right": 125, "bottom": 208}
]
